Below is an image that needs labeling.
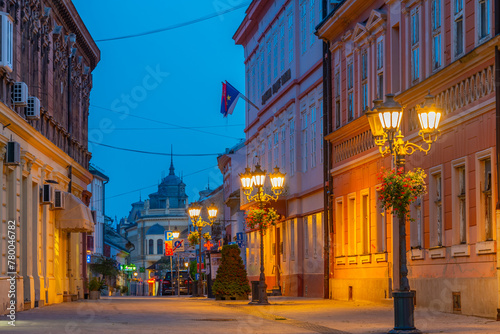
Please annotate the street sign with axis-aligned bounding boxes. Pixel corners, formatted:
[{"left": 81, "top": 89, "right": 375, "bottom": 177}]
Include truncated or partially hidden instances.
[
  {"left": 236, "top": 240, "right": 245, "bottom": 248},
  {"left": 139, "top": 267, "right": 145, "bottom": 273},
  {"left": 236, "top": 232, "right": 244, "bottom": 241},
  {"left": 121, "top": 264, "right": 137, "bottom": 271},
  {"left": 196, "top": 273, "right": 199, "bottom": 280},
  {"left": 173, "top": 239, "right": 184, "bottom": 252},
  {"left": 165, "top": 240, "right": 173, "bottom": 256},
  {"left": 86, "top": 254, "right": 91, "bottom": 263},
  {"left": 165, "top": 231, "right": 175, "bottom": 241}
]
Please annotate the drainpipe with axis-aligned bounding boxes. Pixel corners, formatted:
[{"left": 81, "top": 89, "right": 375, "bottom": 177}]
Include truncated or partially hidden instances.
[
  {"left": 495, "top": 0, "right": 500, "bottom": 320},
  {"left": 321, "top": 0, "right": 332, "bottom": 300}
]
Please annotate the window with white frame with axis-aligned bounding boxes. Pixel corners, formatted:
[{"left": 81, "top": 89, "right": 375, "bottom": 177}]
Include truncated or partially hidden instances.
[
  {"left": 273, "top": 131, "right": 279, "bottom": 168},
  {"left": 267, "top": 137, "right": 272, "bottom": 171},
  {"left": 335, "top": 70, "right": 341, "bottom": 127},
  {"left": 301, "top": 110, "right": 308, "bottom": 172},
  {"left": 361, "top": 49, "right": 368, "bottom": 112},
  {"left": 281, "top": 126, "right": 286, "bottom": 169},
  {"left": 430, "top": 170, "right": 443, "bottom": 247},
  {"left": 376, "top": 38, "right": 384, "bottom": 99},
  {"left": 478, "top": 0, "right": 491, "bottom": 42},
  {"left": 280, "top": 16, "right": 285, "bottom": 72},
  {"left": 287, "top": 4, "right": 294, "bottom": 63},
  {"left": 375, "top": 188, "right": 386, "bottom": 252},
  {"left": 309, "top": 0, "right": 315, "bottom": 46},
  {"left": 453, "top": 161, "right": 467, "bottom": 244},
  {"left": 454, "top": 0, "right": 464, "bottom": 57},
  {"left": 411, "top": 6, "right": 420, "bottom": 82},
  {"left": 289, "top": 118, "right": 295, "bottom": 175},
  {"left": 273, "top": 24, "right": 278, "bottom": 79},
  {"left": 300, "top": 1, "right": 307, "bottom": 54},
  {"left": 336, "top": 198, "right": 344, "bottom": 256},
  {"left": 311, "top": 104, "right": 317, "bottom": 168},
  {"left": 347, "top": 60, "right": 354, "bottom": 121},
  {"left": 0, "top": 12, "right": 13, "bottom": 72},
  {"left": 267, "top": 36, "right": 272, "bottom": 85},
  {"left": 477, "top": 155, "right": 493, "bottom": 241},
  {"left": 361, "top": 192, "right": 370, "bottom": 254},
  {"left": 312, "top": 214, "right": 318, "bottom": 258},
  {"left": 431, "top": 0, "right": 442, "bottom": 70},
  {"left": 348, "top": 194, "right": 356, "bottom": 255},
  {"left": 260, "top": 47, "right": 265, "bottom": 94},
  {"left": 410, "top": 196, "right": 423, "bottom": 248}
]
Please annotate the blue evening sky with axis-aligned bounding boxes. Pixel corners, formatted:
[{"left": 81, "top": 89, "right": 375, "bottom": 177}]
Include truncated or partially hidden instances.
[{"left": 72, "top": 1, "right": 249, "bottom": 223}]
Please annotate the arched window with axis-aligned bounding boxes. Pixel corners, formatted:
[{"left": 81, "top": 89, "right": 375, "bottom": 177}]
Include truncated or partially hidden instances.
[
  {"left": 149, "top": 239, "right": 154, "bottom": 255},
  {"left": 157, "top": 239, "right": 163, "bottom": 255}
]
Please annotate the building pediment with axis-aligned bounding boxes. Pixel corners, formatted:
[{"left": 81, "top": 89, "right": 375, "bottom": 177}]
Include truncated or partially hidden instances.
[
  {"left": 353, "top": 22, "right": 368, "bottom": 43},
  {"left": 366, "top": 9, "right": 386, "bottom": 32}
]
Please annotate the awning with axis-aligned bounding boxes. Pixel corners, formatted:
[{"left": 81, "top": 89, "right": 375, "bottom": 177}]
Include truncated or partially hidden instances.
[{"left": 55, "top": 192, "right": 94, "bottom": 233}]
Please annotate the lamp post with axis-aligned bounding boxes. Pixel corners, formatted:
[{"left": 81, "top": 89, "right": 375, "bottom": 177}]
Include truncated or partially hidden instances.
[
  {"left": 240, "top": 164, "right": 285, "bottom": 305},
  {"left": 169, "top": 230, "right": 180, "bottom": 296},
  {"left": 366, "top": 93, "right": 442, "bottom": 334},
  {"left": 188, "top": 202, "right": 217, "bottom": 297}
]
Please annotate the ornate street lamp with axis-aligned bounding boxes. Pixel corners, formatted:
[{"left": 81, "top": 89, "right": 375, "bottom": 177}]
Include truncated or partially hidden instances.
[
  {"left": 367, "top": 93, "right": 441, "bottom": 334},
  {"left": 239, "top": 164, "right": 286, "bottom": 305},
  {"left": 188, "top": 202, "right": 217, "bottom": 297}
]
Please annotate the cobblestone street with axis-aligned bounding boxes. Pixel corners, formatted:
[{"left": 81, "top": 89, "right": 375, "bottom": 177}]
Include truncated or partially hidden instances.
[{"left": 2, "top": 296, "right": 500, "bottom": 334}]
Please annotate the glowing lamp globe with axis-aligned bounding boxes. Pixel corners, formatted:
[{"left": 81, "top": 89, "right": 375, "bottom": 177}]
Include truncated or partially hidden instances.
[
  {"left": 252, "top": 164, "right": 266, "bottom": 187},
  {"left": 188, "top": 202, "right": 202, "bottom": 221},
  {"left": 416, "top": 93, "right": 442, "bottom": 134},
  {"left": 270, "top": 166, "right": 285, "bottom": 190},
  {"left": 378, "top": 94, "right": 403, "bottom": 132}
]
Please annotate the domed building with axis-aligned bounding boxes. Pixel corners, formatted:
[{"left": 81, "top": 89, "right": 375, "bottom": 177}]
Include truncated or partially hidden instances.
[{"left": 119, "top": 157, "right": 190, "bottom": 282}]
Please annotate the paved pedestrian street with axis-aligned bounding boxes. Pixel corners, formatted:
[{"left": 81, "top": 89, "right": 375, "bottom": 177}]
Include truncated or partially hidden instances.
[{"left": 2, "top": 296, "right": 500, "bottom": 334}]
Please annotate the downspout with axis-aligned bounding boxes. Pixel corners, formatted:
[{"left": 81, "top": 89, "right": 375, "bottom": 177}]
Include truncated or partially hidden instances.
[
  {"left": 321, "top": 0, "right": 332, "bottom": 300},
  {"left": 495, "top": 0, "right": 500, "bottom": 321}
]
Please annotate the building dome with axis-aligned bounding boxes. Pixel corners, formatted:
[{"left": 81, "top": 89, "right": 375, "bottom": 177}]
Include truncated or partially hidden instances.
[
  {"left": 146, "top": 223, "right": 165, "bottom": 235},
  {"left": 148, "top": 153, "right": 188, "bottom": 209}
]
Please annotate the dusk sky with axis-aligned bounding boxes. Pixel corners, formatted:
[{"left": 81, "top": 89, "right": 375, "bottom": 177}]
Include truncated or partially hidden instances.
[{"left": 72, "top": 1, "right": 249, "bottom": 222}]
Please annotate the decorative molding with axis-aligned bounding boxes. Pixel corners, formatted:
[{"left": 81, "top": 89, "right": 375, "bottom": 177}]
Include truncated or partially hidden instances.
[
  {"left": 451, "top": 244, "right": 470, "bottom": 257},
  {"left": 410, "top": 248, "right": 424, "bottom": 260},
  {"left": 476, "top": 240, "right": 495, "bottom": 255},
  {"left": 360, "top": 254, "right": 371, "bottom": 264},
  {"left": 373, "top": 252, "right": 388, "bottom": 262},
  {"left": 333, "top": 129, "right": 375, "bottom": 163},
  {"left": 347, "top": 255, "right": 358, "bottom": 265}
]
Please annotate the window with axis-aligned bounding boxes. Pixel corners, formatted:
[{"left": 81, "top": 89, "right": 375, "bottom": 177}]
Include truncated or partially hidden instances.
[
  {"left": 309, "top": 0, "right": 315, "bottom": 46},
  {"left": 452, "top": 160, "right": 467, "bottom": 245},
  {"left": 0, "top": 13, "right": 13, "bottom": 72},
  {"left": 287, "top": 4, "right": 294, "bottom": 63},
  {"left": 300, "top": 1, "right": 307, "bottom": 54},
  {"left": 477, "top": 155, "right": 493, "bottom": 241},
  {"left": 281, "top": 126, "right": 286, "bottom": 169},
  {"left": 361, "top": 50, "right": 368, "bottom": 112},
  {"left": 431, "top": 0, "right": 442, "bottom": 70},
  {"left": 410, "top": 197, "right": 423, "bottom": 248},
  {"left": 454, "top": 0, "right": 464, "bottom": 57},
  {"left": 335, "top": 71, "right": 341, "bottom": 127},
  {"left": 289, "top": 119, "right": 295, "bottom": 175},
  {"left": 301, "top": 111, "right": 308, "bottom": 172},
  {"left": 267, "top": 37, "right": 272, "bottom": 85},
  {"left": 375, "top": 188, "right": 386, "bottom": 252},
  {"left": 361, "top": 192, "right": 370, "bottom": 254},
  {"left": 347, "top": 61, "right": 354, "bottom": 121},
  {"left": 280, "top": 17, "right": 285, "bottom": 72},
  {"left": 273, "top": 25, "right": 278, "bottom": 79},
  {"left": 376, "top": 39, "right": 384, "bottom": 98},
  {"left": 268, "top": 137, "right": 272, "bottom": 171},
  {"left": 149, "top": 239, "right": 154, "bottom": 255},
  {"left": 411, "top": 7, "right": 420, "bottom": 82},
  {"left": 478, "top": 0, "right": 491, "bottom": 41},
  {"left": 311, "top": 105, "right": 317, "bottom": 168},
  {"left": 335, "top": 198, "right": 344, "bottom": 256},
  {"left": 348, "top": 194, "right": 356, "bottom": 255},
  {"left": 157, "top": 239, "right": 163, "bottom": 254},
  {"left": 430, "top": 170, "right": 443, "bottom": 247},
  {"left": 273, "top": 131, "right": 279, "bottom": 168}
]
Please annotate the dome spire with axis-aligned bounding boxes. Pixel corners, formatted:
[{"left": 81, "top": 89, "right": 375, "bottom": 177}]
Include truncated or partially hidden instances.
[{"left": 169, "top": 144, "right": 175, "bottom": 176}]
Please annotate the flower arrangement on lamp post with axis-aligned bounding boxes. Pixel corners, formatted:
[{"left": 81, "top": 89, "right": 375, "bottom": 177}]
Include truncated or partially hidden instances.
[{"left": 245, "top": 207, "right": 280, "bottom": 233}]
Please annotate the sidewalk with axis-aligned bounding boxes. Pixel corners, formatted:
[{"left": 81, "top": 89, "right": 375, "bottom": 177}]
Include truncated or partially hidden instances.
[{"left": 212, "top": 296, "right": 500, "bottom": 334}]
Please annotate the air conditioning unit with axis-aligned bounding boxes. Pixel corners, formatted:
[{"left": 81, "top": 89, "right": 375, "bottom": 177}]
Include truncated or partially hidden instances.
[
  {"left": 4, "top": 141, "right": 20, "bottom": 165},
  {"left": 12, "top": 82, "right": 28, "bottom": 106},
  {"left": 41, "top": 184, "right": 54, "bottom": 204},
  {"left": 25, "top": 96, "right": 41, "bottom": 120},
  {"left": 52, "top": 189, "right": 65, "bottom": 210}
]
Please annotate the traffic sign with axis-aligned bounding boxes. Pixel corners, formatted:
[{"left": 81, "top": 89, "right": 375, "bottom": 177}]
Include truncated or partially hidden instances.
[
  {"left": 236, "top": 232, "right": 244, "bottom": 241},
  {"left": 236, "top": 240, "right": 245, "bottom": 248},
  {"left": 165, "top": 240, "right": 173, "bottom": 256},
  {"left": 174, "top": 239, "right": 185, "bottom": 252},
  {"left": 165, "top": 231, "right": 175, "bottom": 241}
]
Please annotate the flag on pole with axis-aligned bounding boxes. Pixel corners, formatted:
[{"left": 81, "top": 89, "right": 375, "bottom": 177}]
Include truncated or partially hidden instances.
[{"left": 220, "top": 81, "right": 242, "bottom": 117}]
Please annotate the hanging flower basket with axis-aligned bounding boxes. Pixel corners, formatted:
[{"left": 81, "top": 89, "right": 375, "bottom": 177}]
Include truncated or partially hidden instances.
[
  {"left": 378, "top": 167, "right": 427, "bottom": 221},
  {"left": 245, "top": 207, "right": 280, "bottom": 233}
]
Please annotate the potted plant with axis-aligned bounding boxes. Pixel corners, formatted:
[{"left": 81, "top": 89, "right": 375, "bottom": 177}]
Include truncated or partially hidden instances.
[
  {"left": 212, "top": 244, "right": 251, "bottom": 300},
  {"left": 88, "top": 277, "right": 104, "bottom": 300}
]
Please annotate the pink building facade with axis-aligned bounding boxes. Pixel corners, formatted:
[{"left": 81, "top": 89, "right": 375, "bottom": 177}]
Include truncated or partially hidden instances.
[
  {"left": 318, "top": 0, "right": 500, "bottom": 318},
  {"left": 234, "top": 0, "right": 327, "bottom": 297}
]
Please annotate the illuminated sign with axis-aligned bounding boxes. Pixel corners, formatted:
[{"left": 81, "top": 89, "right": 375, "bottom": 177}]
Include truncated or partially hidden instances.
[
  {"left": 121, "top": 264, "right": 137, "bottom": 271},
  {"left": 147, "top": 278, "right": 155, "bottom": 284},
  {"left": 165, "top": 231, "right": 174, "bottom": 241},
  {"left": 165, "top": 241, "right": 173, "bottom": 256},
  {"left": 204, "top": 241, "right": 213, "bottom": 250},
  {"left": 86, "top": 255, "right": 91, "bottom": 263}
]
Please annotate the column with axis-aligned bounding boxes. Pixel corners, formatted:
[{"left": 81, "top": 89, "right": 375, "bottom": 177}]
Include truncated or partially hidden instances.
[
  {"left": 0, "top": 143, "right": 6, "bottom": 277},
  {"left": 21, "top": 155, "right": 34, "bottom": 308}
]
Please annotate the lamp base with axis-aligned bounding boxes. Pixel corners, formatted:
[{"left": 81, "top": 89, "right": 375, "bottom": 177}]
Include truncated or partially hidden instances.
[{"left": 388, "top": 291, "right": 421, "bottom": 334}]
